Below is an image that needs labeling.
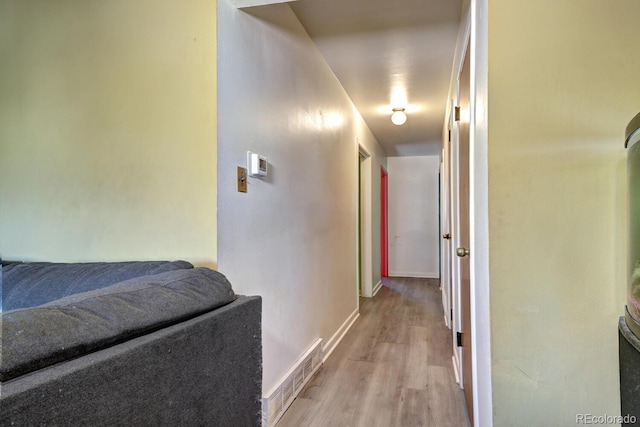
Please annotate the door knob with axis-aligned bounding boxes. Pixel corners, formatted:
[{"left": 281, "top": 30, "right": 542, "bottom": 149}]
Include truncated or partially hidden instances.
[
  {"left": 443, "top": 233, "right": 451, "bottom": 240},
  {"left": 456, "top": 247, "right": 470, "bottom": 257}
]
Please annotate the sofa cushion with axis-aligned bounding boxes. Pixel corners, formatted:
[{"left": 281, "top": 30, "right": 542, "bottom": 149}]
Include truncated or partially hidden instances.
[
  {"left": 0, "top": 267, "right": 236, "bottom": 382},
  {"left": 2, "top": 260, "right": 193, "bottom": 311}
]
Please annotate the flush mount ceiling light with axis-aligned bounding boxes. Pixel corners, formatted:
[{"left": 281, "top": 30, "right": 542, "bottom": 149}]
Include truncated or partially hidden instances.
[{"left": 391, "top": 108, "right": 407, "bottom": 126}]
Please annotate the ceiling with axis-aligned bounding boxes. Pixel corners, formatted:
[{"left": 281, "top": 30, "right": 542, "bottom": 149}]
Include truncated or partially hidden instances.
[{"left": 288, "top": 0, "right": 464, "bottom": 156}]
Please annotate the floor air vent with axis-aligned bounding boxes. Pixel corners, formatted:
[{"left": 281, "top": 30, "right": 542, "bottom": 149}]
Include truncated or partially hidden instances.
[{"left": 262, "top": 339, "right": 323, "bottom": 427}]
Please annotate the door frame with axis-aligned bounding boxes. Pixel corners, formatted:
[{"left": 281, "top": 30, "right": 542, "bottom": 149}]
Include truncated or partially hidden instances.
[
  {"left": 358, "top": 142, "right": 374, "bottom": 298},
  {"left": 442, "top": 1, "right": 492, "bottom": 426},
  {"left": 440, "top": 99, "right": 455, "bottom": 331},
  {"left": 380, "top": 166, "right": 388, "bottom": 278},
  {"left": 458, "top": 37, "right": 473, "bottom": 423},
  {"left": 468, "top": 2, "right": 492, "bottom": 425}
]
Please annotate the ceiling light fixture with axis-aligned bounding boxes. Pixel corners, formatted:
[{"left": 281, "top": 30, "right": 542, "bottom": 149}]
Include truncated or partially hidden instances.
[{"left": 391, "top": 108, "right": 407, "bottom": 126}]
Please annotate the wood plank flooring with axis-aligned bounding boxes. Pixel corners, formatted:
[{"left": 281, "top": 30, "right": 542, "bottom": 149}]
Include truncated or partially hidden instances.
[{"left": 277, "top": 277, "right": 470, "bottom": 427}]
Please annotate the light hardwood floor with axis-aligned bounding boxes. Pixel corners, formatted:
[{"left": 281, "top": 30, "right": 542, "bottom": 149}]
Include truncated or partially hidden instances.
[{"left": 277, "top": 277, "right": 470, "bottom": 427}]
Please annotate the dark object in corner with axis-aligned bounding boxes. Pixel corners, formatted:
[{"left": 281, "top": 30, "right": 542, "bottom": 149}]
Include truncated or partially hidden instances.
[{"left": 619, "top": 316, "right": 640, "bottom": 426}]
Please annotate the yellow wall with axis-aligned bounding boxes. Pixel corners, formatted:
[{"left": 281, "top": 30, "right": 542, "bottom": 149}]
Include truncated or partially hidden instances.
[
  {"left": 488, "top": 1, "right": 640, "bottom": 424},
  {"left": 0, "top": 0, "right": 217, "bottom": 266}
]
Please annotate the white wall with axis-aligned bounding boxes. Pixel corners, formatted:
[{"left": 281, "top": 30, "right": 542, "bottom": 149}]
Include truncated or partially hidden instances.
[
  {"left": 487, "top": 1, "right": 640, "bottom": 425},
  {"left": 217, "top": 1, "right": 386, "bottom": 394},
  {"left": 387, "top": 156, "right": 440, "bottom": 278},
  {"left": 0, "top": 0, "right": 218, "bottom": 266}
]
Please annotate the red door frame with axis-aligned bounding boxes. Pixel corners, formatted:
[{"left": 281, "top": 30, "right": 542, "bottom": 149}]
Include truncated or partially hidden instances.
[{"left": 380, "top": 166, "right": 388, "bottom": 277}]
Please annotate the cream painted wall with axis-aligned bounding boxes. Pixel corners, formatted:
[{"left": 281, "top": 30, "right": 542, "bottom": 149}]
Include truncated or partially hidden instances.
[
  {"left": 488, "top": 1, "right": 640, "bottom": 425},
  {"left": 0, "top": 0, "right": 218, "bottom": 266},
  {"left": 217, "top": 1, "right": 386, "bottom": 394},
  {"left": 387, "top": 156, "right": 440, "bottom": 278}
]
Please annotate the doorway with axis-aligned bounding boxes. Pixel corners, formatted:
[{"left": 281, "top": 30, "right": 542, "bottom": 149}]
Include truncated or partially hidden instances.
[
  {"left": 380, "top": 166, "right": 388, "bottom": 278},
  {"left": 358, "top": 151, "right": 366, "bottom": 294},
  {"left": 358, "top": 145, "right": 374, "bottom": 298}
]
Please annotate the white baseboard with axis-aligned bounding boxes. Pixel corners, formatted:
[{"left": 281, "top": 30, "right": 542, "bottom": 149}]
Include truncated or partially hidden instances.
[
  {"left": 322, "top": 308, "right": 359, "bottom": 363},
  {"left": 262, "top": 339, "right": 323, "bottom": 427},
  {"left": 452, "top": 355, "right": 460, "bottom": 385},
  {"left": 388, "top": 271, "right": 439, "bottom": 279},
  {"left": 261, "top": 309, "right": 361, "bottom": 426},
  {"left": 372, "top": 280, "right": 383, "bottom": 296}
]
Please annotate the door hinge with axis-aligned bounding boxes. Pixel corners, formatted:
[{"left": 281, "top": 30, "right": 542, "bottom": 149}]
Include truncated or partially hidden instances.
[
  {"left": 450, "top": 308, "right": 453, "bottom": 322},
  {"left": 456, "top": 332, "right": 463, "bottom": 347},
  {"left": 448, "top": 129, "right": 451, "bottom": 142},
  {"left": 454, "top": 106, "right": 461, "bottom": 122}
]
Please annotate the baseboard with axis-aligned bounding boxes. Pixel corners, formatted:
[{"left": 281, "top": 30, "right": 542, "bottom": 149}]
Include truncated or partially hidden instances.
[
  {"left": 261, "top": 309, "right": 361, "bottom": 426},
  {"left": 262, "top": 339, "right": 323, "bottom": 427},
  {"left": 372, "top": 280, "right": 383, "bottom": 296},
  {"left": 452, "top": 355, "right": 460, "bottom": 385},
  {"left": 322, "top": 308, "right": 359, "bottom": 363},
  {"left": 388, "top": 271, "right": 439, "bottom": 279}
]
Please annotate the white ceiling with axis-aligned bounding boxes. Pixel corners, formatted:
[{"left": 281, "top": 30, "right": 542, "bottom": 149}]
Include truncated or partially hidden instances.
[{"left": 288, "top": 0, "right": 463, "bottom": 156}]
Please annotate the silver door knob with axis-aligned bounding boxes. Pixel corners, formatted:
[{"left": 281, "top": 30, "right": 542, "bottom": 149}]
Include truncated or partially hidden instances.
[{"left": 456, "top": 247, "right": 470, "bottom": 257}]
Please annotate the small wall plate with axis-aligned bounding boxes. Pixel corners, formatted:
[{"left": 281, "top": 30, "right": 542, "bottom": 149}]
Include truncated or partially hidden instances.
[{"left": 237, "top": 166, "right": 247, "bottom": 193}]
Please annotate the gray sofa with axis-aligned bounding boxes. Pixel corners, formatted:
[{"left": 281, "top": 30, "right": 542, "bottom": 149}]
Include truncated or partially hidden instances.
[{"left": 0, "top": 261, "right": 262, "bottom": 426}]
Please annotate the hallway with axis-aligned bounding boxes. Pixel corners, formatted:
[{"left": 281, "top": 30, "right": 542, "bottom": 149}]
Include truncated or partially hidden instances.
[{"left": 277, "top": 277, "right": 470, "bottom": 427}]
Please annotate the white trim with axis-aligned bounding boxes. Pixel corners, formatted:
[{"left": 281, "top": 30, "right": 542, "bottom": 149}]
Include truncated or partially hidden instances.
[
  {"left": 451, "top": 89, "right": 462, "bottom": 384},
  {"left": 388, "top": 272, "right": 439, "bottom": 279},
  {"left": 358, "top": 142, "right": 374, "bottom": 298},
  {"left": 372, "top": 280, "right": 383, "bottom": 296},
  {"left": 452, "top": 355, "right": 461, "bottom": 385},
  {"left": 469, "top": 1, "right": 493, "bottom": 426},
  {"left": 322, "top": 308, "right": 360, "bottom": 363},
  {"left": 440, "top": 149, "right": 452, "bottom": 332},
  {"left": 358, "top": 143, "right": 371, "bottom": 159}
]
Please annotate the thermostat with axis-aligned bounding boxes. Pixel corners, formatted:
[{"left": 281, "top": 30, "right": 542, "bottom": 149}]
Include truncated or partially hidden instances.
[{"left": 247, "top": 151, "right": 268, "bottom": 177}]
